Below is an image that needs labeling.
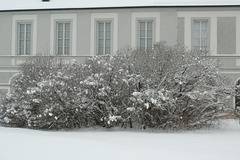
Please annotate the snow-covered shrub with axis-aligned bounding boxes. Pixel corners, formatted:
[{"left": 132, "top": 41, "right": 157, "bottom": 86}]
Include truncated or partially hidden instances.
[
  {"left": 78, "top": 56, "right": 144, "bottom": 127},
  {"left": 125, "top": 43, "right": 233, "bottom": 129},
  {"left": 0, "top": 42, "right": 234, "bottom": 130},
  {"left": 0, "top": 56, "right": 92, "bottom": 129}
]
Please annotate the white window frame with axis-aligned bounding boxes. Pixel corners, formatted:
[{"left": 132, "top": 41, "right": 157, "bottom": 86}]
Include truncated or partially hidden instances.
[
  {"left": 192, "top": 19, "right": 209, "bottom": 51},
  {"left": 91, "top": 13, "right": 118, "bottom": 56},
  {"left": 177, "top": 11, "right": 240, "bottom": 56},
  {"left": 96, "top": 20, "right": 112, "bottom": 55},
  {"left": 50, "top": 14, "right": 77, "bottom": 56},
  {"left": 17, "top": 22, "right": 32, "bottom": 55},
  {"left": 12, "top": 15, "right": 37, "bottom": 56},
  {"left": 132, "top": 12, "right": 160, "bottom": 49},
  {"left": 138, "top": 20, "right": 154, "bottom": 51},
  {"left": 56, "top": 21, "right": 72, "bottom": 55}
]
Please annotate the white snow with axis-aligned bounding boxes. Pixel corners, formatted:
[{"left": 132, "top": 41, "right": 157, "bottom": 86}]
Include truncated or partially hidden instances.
[
  {"left": 0, "top": 0, "right": 240, "bottom": 11},
  {"left": 0, "top": 119, "right": 240, "bottom": 160}
]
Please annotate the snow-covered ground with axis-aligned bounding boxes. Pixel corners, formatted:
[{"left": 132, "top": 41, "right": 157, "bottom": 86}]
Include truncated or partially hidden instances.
[{"left": 0, "top": 120, "right": 240, "bottom": 160}]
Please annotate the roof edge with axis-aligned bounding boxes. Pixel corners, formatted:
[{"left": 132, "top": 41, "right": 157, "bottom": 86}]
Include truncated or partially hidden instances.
[{"left": 1, "top": 5, "right": 240, "bottom": 12}]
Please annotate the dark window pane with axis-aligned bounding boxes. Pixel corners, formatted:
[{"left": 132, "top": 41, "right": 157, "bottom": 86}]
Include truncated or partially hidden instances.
[
  {"left": 140, "top": 22, "right": 145, "bottom": 30},
  {"left": 64, "top": 39, "right": 70, "bottom": 48},
  {"left": 147, "top": 22, "right": 152, "bottom": 30},
  {"left": 58, "top": 31, "right": 63, "bottom": 39},
  {"left": 26, "top": 24, "right": 31, "bottom": 32},
  {"left": 98, "top": 39, "right": 104, "bottom": 47},
  {"left": 58, "top": 47, "right": 63, "bottom": 55},
  {"left": 98, "top": 22, "right": 104, "bottom": 32},
  {"left": 26, "top": 32, "right": 31, "bottom": 40},
  {"left": 105, "top": 47, "right": 110, "bottom": 54},
  {"left": 58, "top": 23, "right": 63, "bottom": 31},
  {"left": 65, "top": 31, "right": 70, "bottom": 39},
  {"left": 58, "top": 39, "right": 63, "bottom": 47},
  {"left": 65, "top": 23, "right": 70, "bottom": 31},
  {"left": 99, "top": 31, "right": 104, "bottom": 39},
  {"left": 20, "top": 32, "right": 24, "bottom": 40},
  {"left": 20, "top": 24, "right": 25, "bottom": 32},
  {"left": 105, "top": 31, "right": 111, "bottom": 39},
  {"left": 64, "top": 47, "right": 70, "bottom": 55},
  {"left": 140, "top": 30, "right": 145, "bottom": 38},
  {"left": 105, "top": 39, "right": 110, "bottom": 48},
  {"left": 98, "top": 47, "right": 103, "bottom": 55},
  {"left": 106, "top": 22, "right": 111, "bottom": 31},
  {"left": 147, "top": 30, "right": 152, "bottom": 38}
]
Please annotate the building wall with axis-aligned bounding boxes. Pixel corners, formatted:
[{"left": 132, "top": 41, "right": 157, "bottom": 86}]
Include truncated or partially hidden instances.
[
  {"left": 177, "top": 8, "right": 240, "bottom": 87},
  {"left": 118, "top": 11, "right": 132, "bottom": 49},
  {"left": 217, "top": 17, "right": 236, "bottom": 54},
  {"left": 0, "top": 14, "right": 12, "bottom": 55},
  {"left": 37, "top": 13, "right": 51, "bottom": 54},
  {"left": 160, "top": 10, "right": 178, "bottom": 45},
  {"left": 177, "top": 17, "right": 185, "bottom": 45},
  {"left": 77, "top": 12, "right": 91, "bottom": 56},
  {"left": 0, "top": 8, "right": 179, "bottom": 94},
  {"left": 1, "top": 7, "right": 240, "bottom": 100}
]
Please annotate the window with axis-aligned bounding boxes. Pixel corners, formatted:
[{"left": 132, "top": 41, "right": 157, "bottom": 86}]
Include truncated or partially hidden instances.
[
  {"left": 139, "top": 20, "right": 153, "bottom": 51},
  {"left": 193, "top": 20, "right": 208, "bottom": 51},
  {"left": 90, "top": 13, "right": 117, "bottom": 56},
  {"left": 12, "top": 15, "right": 37, "bottom": 56},
  {"left": 56, "top": 22, "right": 71, "bottom": 55},
  {"left": 17, "top": 23, "right": 31, "bottom": 55},
  {"left": 97, "top": 21, "right": 111, "bottom": 55},
  {"left": 131, "top": 12, "right": 160, "bottom": 49}
]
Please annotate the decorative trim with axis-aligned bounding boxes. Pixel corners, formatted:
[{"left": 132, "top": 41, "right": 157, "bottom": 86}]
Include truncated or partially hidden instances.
[
  {"left": 50, "top": 14, "right": 77, "bottom": 56},
  {"left": 90, "top": 13, "right": 118, "bottom": 55},
  {"left": 0, "top": 70, "right": 18, "bottom": 73},
  {"left": 12, "top": 15, "right": 37, "bottom": 56},
  {"left": 131, "top": 12, "right": 160, "bottom": 48},
  {"left": 220, "top": 71, "right": 240, "bottom": 74},
  {"left": 0, "top": 86, "right": 10, "bottom": 93},
  {"left": 178, "top": 11, "right": 240, "bottom": 56}
]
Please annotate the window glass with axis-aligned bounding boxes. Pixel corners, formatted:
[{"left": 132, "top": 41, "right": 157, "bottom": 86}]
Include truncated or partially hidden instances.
[
  {"left": 193, "top": 20, "right": 208, "bottom": 51},
  {"left": 18, "top": 23, "right": 31, "bottom": 55},
  {"left": 97, "top": 21, "right": 111, "bottom": 55},
  {"left": 57, "top": 22, "right": 71, "bottom": 55},
  {"left": 139, "top": 21, "right": 153, "bottom": 51}
]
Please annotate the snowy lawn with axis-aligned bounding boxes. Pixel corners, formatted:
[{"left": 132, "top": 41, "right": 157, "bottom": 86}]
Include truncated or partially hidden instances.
[{"left": 0, "top": 120, "right": 240, "bottom": 160}]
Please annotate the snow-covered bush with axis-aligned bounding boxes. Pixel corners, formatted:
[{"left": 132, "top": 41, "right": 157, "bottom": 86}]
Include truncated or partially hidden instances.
[
  {"left": 0, "top": 56, "right": 92, "bottom": 129},
  {"left": 78, "top": 56, "right": 144, "bottom": 127},
  {"left": 0, "top": 43, "right": 234, "bottom": 130},
  {"left": 125, "top": 43, "right": 233, "bottom": 129}
]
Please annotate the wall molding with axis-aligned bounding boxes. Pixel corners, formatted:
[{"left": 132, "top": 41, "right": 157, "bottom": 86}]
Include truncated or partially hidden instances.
[
  {"left": 90, "top": 13, "right": 118, "bottom": 55},
  {"left": 11, "top": 15, "right": 38, "bottom": 57},
  {"left": 50, "top": 14, "right": 77, "bottom": 56},
  {"left": 178, "top": 11, "right": 240, "bottom": 56},
  {"left": 131, "top": 12, "right": 160, "bottom": 48}
]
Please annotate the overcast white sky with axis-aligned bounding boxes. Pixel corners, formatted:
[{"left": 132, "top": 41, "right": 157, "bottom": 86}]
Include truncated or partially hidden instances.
[{"left": 0, "top": 0, "right": 240, "bottom": 10}]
